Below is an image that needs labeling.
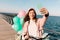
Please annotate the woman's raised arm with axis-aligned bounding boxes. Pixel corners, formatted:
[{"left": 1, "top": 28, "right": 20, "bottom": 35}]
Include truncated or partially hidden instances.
[
  {"left": 40, "top": 8, "right": 49, "bottom": 27},
  {"left": 38, "top": 8, "right": 49, "bottom": 38}
]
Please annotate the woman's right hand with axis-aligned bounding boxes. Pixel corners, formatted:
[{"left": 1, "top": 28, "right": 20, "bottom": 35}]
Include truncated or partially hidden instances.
[
  {"left": 22, "top": 32, "right": 29, "bottom": 40},
  {"left": 22, "top": 32, "right": 27, "bottom": 40}
]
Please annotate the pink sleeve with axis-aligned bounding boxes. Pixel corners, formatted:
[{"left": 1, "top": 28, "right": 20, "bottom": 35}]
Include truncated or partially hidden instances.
[
  {"left": 38, "top": 16, "right": 47, "bottom": 38},
  {"left": 41, "top": 16, "right": 47, "bottom": 27},
  {"left": 38, "top": 16, "right": 47, "bottom": 30},
  {"left": 22, "top": 21, "right": 28, "bottom": 35}
]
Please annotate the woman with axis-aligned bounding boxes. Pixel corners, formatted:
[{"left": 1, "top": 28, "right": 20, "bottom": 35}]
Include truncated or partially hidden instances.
[{"left": 22, "top": 8, "right": 49, "bottom": 40}]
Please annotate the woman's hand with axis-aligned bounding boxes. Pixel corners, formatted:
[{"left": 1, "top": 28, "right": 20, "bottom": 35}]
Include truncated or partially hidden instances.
[{"left": 40, "top": 8, "right": 49, "bottom": 14}]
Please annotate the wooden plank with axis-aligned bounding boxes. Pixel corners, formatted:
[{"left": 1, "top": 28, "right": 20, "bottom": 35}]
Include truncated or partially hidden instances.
[{"left": 0, "top": 18, "right": 17, "bottom": 40}]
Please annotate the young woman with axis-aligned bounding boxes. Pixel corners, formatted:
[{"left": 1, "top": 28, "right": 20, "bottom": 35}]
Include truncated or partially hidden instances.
[{"left": 22, "top": 8, "right": 49, "bottom": 40}]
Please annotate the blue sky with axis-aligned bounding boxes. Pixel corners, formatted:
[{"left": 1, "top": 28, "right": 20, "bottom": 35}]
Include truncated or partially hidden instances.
[{"left": 0, "top": 0, "right": 60, "bottom": 16}]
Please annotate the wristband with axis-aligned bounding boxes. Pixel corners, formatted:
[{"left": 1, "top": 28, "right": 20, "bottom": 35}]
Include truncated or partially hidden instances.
[{"left": 45, "top": 13, "right": 49, "bottom": 17}]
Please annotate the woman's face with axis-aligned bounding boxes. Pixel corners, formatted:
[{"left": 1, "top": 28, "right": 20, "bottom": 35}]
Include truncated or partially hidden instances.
[{"left": 29, "top": 10, "right": 35, "bottom": 19}]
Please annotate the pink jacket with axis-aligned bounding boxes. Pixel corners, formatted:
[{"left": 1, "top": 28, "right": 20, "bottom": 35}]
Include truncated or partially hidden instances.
[{"left": 22, "top": 16, "right": 47, "bottom": 38}]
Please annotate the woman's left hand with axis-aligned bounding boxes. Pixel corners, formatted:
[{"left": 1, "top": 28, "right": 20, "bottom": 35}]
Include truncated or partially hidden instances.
[{"left": 40, "top": 8, "right": 49, "bottom": 14}]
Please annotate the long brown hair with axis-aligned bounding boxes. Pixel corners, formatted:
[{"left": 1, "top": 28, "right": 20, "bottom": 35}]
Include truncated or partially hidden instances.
[{"left": 24, "top": 8, "right": 37, "bottom": 23}]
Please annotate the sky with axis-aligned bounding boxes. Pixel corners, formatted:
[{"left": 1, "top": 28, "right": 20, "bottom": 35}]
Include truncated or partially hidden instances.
[{"left": 0, "top": 0, "right": 60, "bottom": 16}]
